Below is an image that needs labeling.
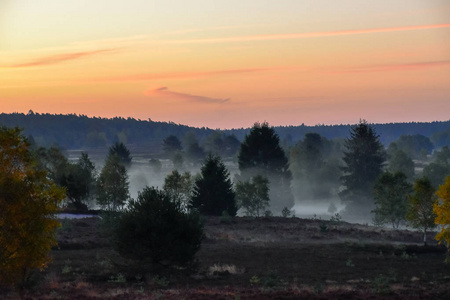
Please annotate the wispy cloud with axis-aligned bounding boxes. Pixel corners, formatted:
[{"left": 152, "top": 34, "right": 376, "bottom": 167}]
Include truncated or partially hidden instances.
[
  {"left": 164, "top": 24, "right": 263, "bottom": 36},
  {"left": 336, "top": 60, "right": 450, "bottom": 73},
  {"left": 144, "top": 87, "right": 230, "bottom": 104},
  {"left": 5, "top": 49, "right": 117, "bottom": 68},
  {"left": 94, "top": 67, "right": 284, "bottom": 83},
  {"left": 159, "top": 23, "right": 450, "bottom": 44}
]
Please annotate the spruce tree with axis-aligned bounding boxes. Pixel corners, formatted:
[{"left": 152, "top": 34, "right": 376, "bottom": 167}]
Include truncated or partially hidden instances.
[
  {"left": 191, "top": 154, "right": 237, "bottom": 216},
  {"left": 340, "top": 120, "right": 386, "bottom": 217}
]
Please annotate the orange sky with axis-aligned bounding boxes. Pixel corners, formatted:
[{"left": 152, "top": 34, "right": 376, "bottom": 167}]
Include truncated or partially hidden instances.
[{"left": 1, "top": 1, "right": 449, "bottom": 129}]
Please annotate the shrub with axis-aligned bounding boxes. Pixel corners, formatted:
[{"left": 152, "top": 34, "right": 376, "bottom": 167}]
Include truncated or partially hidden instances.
[{"left": 114, "top": 187, "right": 204, "bottom": 267}]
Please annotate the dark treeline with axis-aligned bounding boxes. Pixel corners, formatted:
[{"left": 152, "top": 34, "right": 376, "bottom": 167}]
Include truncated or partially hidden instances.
[
  {"left": 0, "top": 111, "right": 213, "bottom": 151},
  {"left": 230, "top": 121, "right": 450, "bottom": 147},
  {"left": 0, "top": 111, "right": 449, "bottom": 150}
]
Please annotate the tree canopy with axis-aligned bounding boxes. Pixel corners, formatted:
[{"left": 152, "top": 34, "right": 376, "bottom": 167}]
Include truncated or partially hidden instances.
[
  {"left": 0, "top": 127, "right": 65, "bottom": 286},
  {"left": 108, "top": 142, "right": 132, "bottom": 167},
  {"left": 238, "top": 122, "right": 293, "bottom": 212},
  {"left": 97, "top": 154, "right": 130, "bottom": 211},
  {"left": 236, "top": 175, "right": 270, "bottom": 217},
  {"left": 372, "top": 171, "right": 412, "bottom": 228},
  {"left": 163, "top": 170, "right": 194, "bottom": 212},
  {"left": 388, "top": 150, "right": 415, "bottom": 181},
  {"left": 162, "top": 135, "right": 183, "bottom": 157}
]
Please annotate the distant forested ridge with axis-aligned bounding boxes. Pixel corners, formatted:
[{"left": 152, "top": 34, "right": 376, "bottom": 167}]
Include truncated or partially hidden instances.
[
  {"left": 0, "top": 112, "right": 213, "bottom": 151},
  {"left": 0, "top": 112, "right": 448, "bottom": 150}
]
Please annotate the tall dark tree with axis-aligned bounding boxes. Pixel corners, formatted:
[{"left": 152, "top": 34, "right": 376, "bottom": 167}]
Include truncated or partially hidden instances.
[
  {"left": 340, "top": 120, "right": 386, "bottom": 218},
  {"left": 238, "top": 122, "right": 293, "bottom": 212},
  {"left": 190, "top": 154, "right": 237, "bottom": 216},
  {"left": 108, "top": 142, "right": 132, "bottom": 167}
]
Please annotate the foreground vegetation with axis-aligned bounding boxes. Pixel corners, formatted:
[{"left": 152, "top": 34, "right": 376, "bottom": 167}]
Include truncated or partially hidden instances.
[
  {"left": 1, "top": 119, "right": 449, "bottom": 299},
  {"left": 1, "top": 216, "right": 449, "bottom": 299}
]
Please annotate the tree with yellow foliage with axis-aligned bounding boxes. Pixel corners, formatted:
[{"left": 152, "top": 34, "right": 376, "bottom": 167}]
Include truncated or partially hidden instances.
[
  {"left": 0, "top": 127, "right": 65, "bottom": 286},
  {"left": 434, "top": 176, "right": 450, "bottom": 262}
]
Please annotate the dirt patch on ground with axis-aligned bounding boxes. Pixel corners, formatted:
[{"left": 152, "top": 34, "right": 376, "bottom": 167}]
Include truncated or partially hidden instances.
[{"left": 2, "top": 216, "right": 449, "bottom": 299}]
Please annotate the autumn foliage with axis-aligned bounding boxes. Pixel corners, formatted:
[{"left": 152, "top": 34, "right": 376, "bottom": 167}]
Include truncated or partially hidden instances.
[
  {"left": 0, "top": 127, "right": 64, "bottom": 286},
  {"left": 434, "top": 176, "right": 450, "bottom": 255}
]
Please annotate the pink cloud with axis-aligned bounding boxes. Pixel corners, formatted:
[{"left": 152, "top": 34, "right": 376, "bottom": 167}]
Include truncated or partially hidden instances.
[
  {"left": 160, "top": 23, "right": 450, "bottom": 44},
  {"left": 6, "top": 49, "right": 117, "bottom": 68},
  {"left": 336, "top": 60, "right": 450, "bottom": 73},
  {"left": 144, "top": 87, "right": 230, "bottom": 104},
  {"left": 96, "top": 67, "right": 283, "bottom": 83}
]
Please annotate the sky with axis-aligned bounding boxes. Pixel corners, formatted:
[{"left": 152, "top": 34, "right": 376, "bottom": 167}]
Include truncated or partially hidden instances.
[{"left": 1, "top": 0, "right": 449, "bottom": 129}]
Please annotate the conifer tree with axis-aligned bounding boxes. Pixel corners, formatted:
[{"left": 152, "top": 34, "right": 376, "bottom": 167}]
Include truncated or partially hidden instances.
[
  {"left": 340, "top": 120, "right": 386, "bottom": 217},
  {"left": 191, "top": 154, "right": 237, "bottom": 216}
]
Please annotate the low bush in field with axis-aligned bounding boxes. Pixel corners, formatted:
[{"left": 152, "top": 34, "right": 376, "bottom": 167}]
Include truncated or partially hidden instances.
[{"left": 114, "top": 187, "right": 204, "bottom": 267}]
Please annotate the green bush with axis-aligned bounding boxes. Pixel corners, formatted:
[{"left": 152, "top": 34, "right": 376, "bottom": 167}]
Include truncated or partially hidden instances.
[{"left": 114, "top": 187, "right": 204, "bottom": 267}]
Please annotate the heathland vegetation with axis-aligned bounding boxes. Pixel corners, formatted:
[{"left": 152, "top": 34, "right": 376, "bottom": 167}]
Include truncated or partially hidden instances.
[{"left": 1, "top": 115, "right": 450, "bottom": 298}]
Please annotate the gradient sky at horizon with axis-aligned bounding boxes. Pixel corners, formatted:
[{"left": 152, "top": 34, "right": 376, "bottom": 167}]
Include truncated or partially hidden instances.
[{"left": 1, "top": 0, "right": 449, "bottom": 129}]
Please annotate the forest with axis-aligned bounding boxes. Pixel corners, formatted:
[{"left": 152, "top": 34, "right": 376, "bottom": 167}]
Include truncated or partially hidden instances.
[{"left": 0, "top": 111, "right": 449, "bottom": 150}]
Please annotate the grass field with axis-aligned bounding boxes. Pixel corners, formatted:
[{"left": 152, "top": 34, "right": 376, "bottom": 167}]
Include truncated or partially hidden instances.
[{"left": 2, "top": 216, "right": 449, "bottom": 299}]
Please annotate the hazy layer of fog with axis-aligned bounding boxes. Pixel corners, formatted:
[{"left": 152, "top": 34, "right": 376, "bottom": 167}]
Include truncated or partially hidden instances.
[{"left": 67, "top": 150, "right": 362, "bottom": 222}]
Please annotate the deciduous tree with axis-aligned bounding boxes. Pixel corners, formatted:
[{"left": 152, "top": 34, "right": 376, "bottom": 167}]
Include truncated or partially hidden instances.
[
  {"left": 407, "top": 177, "right": 437, "bottom": 245},
  {"left": 62, "top": 152, "right": 97, "bottom": 210},
  {"left": 163, "top": 170, "right": 193, "bottom": 211},
  {"left": 97, "top": 154, "right": 130, "bottom": 211},
  {"left": 236, "top": 175, "right": 270, "bottom": 217},
  {"left": 162, "top": 135, "right": 182, "bottom": 157},
  {"left": 0, "top": 127, "right": 65, "bottom": 286},
  {"left": 388, "top": 150, "right": 415, "bottom": 181},
  {"left": 372, "top": 171, "right": 412, "bottom": 228},
  {"left": 434, "top": 176, "right": 450, "bottom": 261}
]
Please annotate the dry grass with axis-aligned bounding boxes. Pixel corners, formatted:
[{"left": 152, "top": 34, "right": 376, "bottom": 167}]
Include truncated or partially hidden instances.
[{"left": 207, "top": 264, "right": 245, "bottom": 276}]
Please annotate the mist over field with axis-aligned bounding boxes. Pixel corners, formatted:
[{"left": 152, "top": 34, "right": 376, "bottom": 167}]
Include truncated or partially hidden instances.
[{"left": 67, "top": 149, "right": 353, "bottom": 222}]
